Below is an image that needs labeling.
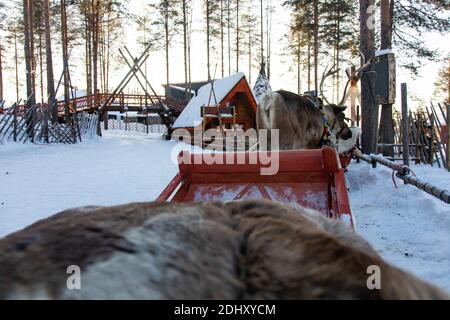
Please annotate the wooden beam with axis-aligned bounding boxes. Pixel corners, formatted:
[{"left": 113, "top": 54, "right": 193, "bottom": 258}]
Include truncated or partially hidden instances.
[{"left": 401, "top": 83, "right": 409, "bottom": 167}]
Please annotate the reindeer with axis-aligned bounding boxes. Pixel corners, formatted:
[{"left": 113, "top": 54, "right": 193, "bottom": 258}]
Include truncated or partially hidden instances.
[
  {"left": 0, "top": 201, "right": 447, "bottom": 300},
  {"left": 257, "top": 55, "right": 371, "bottom": 152}
]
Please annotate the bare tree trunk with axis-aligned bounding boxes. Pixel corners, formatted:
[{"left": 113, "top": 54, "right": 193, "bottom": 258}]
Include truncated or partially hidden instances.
[
  {"left": 266, "top": 1, "right": 272, "bottom": 80},
  {"left": 248, "top": 31, "right": 252, "bottom": 84},
  {"left": 24, "top": 0, "right": 36, "bottom": 108},
  {"left": 227, "top": 0, "right": 231, "bottom": 76},
  {"left": 188, "top": 8, "right": 193, "bottom": 90},
  {"left": 206, "top": 0, "right": 211, "bottom": 79},
  {"left": 44, "top": 0, "right": 56, "bottom": 121},
  {"left": 236, "top": 0, "right": 239, "bottom": 73},
  {"left": 307, "top": 36, "right": 311, "bottom": 92},
  {"left": 336, "top": 8, "right": 341, "bottom": 103},
  {"left": 106, "top": 15, "right": 111, "bottom": 92},
  {"left": 14, "top": 33, "right": 19, "bottom": 102},
  {"left": 260, "top": 0, "right": 264, "bottom": 67},
  {"left": 85, "top": 16, "right": 92, "bottom": 96},
  {"left": 165, "top": 6, "right": 170, "bottom": 89},
  {"left": 360, "top": 0, "right": 378, "bottom": 154},
  {"left": 92, "top": 1, "right": 100, "bottom": 96},
  {"left": 100, "top": 31, "right": 104, "bottom": 93},
  {"left": 39, "top": 32, "right": 44, "bottom": 104},
  {"left": 313, "top": 0, "right": 319, "bottom": 93},
  {"left": 379, "top": 0, "right": 394, "bottom": 157},
  {"left": 61, "top": 0, "right": 70, "bottom": 122},
  {"left": 183, "top": 0, "right": 188, "bottom": 98},
  {"left": 220, "top": 0, "right": 225, "bottom": 78}
]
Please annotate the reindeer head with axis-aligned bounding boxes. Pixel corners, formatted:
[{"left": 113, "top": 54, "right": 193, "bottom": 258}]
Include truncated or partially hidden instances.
[
  {"left": 322, "top": 104, "right": 353, "bottom": 141},
  {"left": 319, "top": 66, "right": 352, "bottom": 140}
]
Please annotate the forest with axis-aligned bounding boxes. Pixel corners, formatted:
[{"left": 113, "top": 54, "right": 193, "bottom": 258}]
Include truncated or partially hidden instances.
[
  {"left": 0, "top": 0, "right": 448, "bottom": 107},
  {"left": 0, "top": 0, "right": 447, "bottom": 151}
]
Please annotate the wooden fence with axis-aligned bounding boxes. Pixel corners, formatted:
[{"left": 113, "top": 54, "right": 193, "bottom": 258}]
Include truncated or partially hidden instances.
[
  {"left": 378, "top": 103, "right": 449, "bottom": 169},
  {"left": 0, "top": 104, "right": 98, "bottom": 144},
  {"left": 106, "top": 119, "right": 168, "bottom": 134}
]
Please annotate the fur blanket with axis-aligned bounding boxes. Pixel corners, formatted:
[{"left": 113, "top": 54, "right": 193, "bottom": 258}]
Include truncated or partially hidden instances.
[{"left": 0, "top": 200, "right": 447, "bottom": 300}]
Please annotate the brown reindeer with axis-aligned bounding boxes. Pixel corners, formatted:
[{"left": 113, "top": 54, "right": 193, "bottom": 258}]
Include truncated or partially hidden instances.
[
  {"left": 257, "top": 58, "right": 373, "bottom": 152},
  {"left": 257, "top": 90, "right": 353, "bottom": 150},
  {"left": 0, "top": 200, "right": 447, "bottom": 300}
]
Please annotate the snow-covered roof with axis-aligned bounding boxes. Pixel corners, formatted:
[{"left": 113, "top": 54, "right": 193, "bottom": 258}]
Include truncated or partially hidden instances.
[
  {"left": 168, "top": 85, "right": 196, "bottom": 95},
  {"left": 173, "top": 73, "right": 247, "bottom": 129},
  {"left": 57, "top": 90, "right": 87, "bottom": 102}
]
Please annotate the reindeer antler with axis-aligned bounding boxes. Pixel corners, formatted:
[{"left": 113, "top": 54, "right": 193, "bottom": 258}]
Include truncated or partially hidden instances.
[
  {"left": 337, "top": 51, "right": 374, "bottom": 107},
  {"left": 319, "top": 64, "right": 340, "bottom": 105}
]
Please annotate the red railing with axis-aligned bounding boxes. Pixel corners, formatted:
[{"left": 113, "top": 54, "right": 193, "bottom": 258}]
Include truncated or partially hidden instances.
[
  {"left": 56, "top": 93, "right": 187, "bottom": 115},
  {"left": 9, "top": 93, "right": 188, "bottom": 118}
]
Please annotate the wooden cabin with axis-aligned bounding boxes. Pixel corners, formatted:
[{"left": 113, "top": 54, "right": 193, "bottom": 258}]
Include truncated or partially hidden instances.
[{"left": 172, "top": 73, "right": 258, "bottom": 146}]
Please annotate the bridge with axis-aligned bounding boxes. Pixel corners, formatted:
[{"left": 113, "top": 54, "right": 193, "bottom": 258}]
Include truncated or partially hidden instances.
[{"left": 56, "top": 93, "right": 187, "bottom": 115}]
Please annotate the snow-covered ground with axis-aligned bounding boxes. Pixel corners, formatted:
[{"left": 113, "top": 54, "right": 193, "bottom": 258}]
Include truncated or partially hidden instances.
[
  {"left": 347, "top": 162, "right": 450, "bottom": 292},
  {"left": 1, "top": 131, "right": 449, "bottom": 293}
]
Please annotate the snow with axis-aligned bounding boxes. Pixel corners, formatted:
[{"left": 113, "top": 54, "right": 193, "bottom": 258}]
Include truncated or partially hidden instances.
[
  {"left": 0, "top": 131, "right": 449, "bottom": 293},
  {"left": 172, "top": 73, "right": 246, "bottom": 129},
  {"left": 375, "top": 49, "right": 394, "bottom": 57},
  {"left": 57, "top": 89, "right": 87, "bottom": 101},
  {"left": 347, "top": 161, "right": 450, "bottom": 292},
  {"left": 0, "top": 132, "right": 189, "bottom": 238}
]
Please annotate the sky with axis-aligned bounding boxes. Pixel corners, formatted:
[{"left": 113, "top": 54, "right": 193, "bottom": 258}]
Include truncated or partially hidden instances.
[{"left": 1, "top": 0, "right": 449, "bottom": 109}]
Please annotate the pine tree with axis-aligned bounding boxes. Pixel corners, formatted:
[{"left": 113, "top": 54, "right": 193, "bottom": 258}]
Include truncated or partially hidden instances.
[
  {"left": 393, "top": 0, "right": 450, "bottom": 75},
  {"left": 147, "top": 0, "right": 179, "bottom": 88},
  {"left": 23, "top": 0, "right": 36, "bottom": 108},
  {"left": 43, "top": 0, "right": 56, "bottom": 120},
  {"left": 241, "top": 1, "right": 260, "bottom": 84},
  {"left": 283, "top": 0, "right": 315, "bottom": 91},
  {"left": 61, "top": 0, "right": 70, "bottom": 120},
  {"left": 433, "top": 56, "right": 450, "bottom": 104},
  {"left": 5, "top": 21, "right": 23, "bottom": 103},
  {"left": 204, "top": 0, "right": 221, "bottom": 79},
  {"left": 319, "top": 0, "right": 357, "bottom": 101},
  {"left": 78, "top": 0, "right": 125, "bottom": 95}
]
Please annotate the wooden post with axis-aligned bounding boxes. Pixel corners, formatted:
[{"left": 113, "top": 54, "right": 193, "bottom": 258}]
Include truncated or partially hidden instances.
[
  {"left": 374, "top": 96, "right": 380, "bottom": 153},
  {"left": 429, "top": 113, "right": 434, "bottom": 165},
  {"left": 401, "top": 83, "right": 409, "bottom": 167},
  {"left": 103, "top": 110, "right": 109, "bottom": 130},
  {"left": 447, "top": 103, "right": 450, "bottom": 171},
  {"left": 43, "top": 107, "right": 49, "bottom": 143},
  {"left": 357, "top": 105, "right": 360, "bottom": 127},
  {"left": 13, "top": 105, "right": 18, "bottom": 142}
]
